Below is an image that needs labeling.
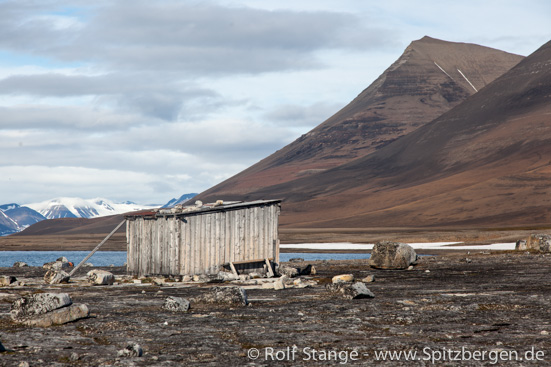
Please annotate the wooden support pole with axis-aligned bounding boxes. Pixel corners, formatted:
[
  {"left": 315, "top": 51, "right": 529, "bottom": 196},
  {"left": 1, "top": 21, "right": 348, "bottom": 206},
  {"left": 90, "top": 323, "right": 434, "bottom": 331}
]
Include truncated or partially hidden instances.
[
  {"left": 265, "top": 258, "right": 274, "bottom": 277},
  {"left": 229, "top": 262, "right": 238, "bottom": 277},
  {"left": 69, "top": 219, "right": 126, "bottom": 276}
]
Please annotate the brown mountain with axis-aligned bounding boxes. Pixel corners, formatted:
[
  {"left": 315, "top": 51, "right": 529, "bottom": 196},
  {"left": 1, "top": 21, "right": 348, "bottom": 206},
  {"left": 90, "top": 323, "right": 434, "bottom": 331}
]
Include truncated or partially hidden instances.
[
  {"left": 199, "top": 36, "right": 523, "bottom": 199},
  {"left": 218, "top": 40, "right": 551, "bottom": 228}
]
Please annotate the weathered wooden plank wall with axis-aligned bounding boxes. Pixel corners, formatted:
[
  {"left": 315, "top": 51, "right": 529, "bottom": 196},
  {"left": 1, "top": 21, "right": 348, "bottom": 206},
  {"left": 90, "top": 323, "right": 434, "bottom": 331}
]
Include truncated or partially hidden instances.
[{"left": 126, "top": 201, "right": 280, "bottom": 277}]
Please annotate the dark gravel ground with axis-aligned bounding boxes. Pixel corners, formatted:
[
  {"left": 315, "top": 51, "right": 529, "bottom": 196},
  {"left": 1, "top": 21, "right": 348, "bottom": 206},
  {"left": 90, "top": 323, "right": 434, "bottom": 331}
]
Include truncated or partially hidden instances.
[{"left": 1, "top": 251, "right": 551, "bottom": 366}]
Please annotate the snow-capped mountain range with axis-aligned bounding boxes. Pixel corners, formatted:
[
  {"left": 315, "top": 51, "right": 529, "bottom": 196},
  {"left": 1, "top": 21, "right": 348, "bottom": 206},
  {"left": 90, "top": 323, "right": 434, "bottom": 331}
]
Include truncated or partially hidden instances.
[
  {"left": 0, "top": 194, "right": 197, "bottom": 236},
  {"left": 25, "top": 197, "right": 157, "bottom": 220},
  {"left": 0, "top": 198, "right": 147, "bottom": 236}
]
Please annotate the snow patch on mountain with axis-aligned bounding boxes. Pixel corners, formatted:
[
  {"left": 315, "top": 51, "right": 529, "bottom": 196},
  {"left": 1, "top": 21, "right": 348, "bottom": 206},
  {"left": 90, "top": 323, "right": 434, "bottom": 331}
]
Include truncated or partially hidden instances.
[{"left": 24, "top": 197, "right": 157, "bottom": 220}]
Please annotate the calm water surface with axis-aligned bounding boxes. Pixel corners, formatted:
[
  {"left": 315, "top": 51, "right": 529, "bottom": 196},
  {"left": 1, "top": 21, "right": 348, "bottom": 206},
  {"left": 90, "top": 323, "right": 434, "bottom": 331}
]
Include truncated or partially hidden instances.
[
  {"left": 0, "top": 251, "right": 370, "bottom": 267},
  {"left": 0, "top": 251, "right": 127, "bottom": 267}
]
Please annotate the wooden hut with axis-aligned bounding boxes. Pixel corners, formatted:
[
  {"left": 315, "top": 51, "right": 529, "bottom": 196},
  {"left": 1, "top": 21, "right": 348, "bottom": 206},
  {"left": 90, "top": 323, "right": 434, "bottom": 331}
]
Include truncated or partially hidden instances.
[{"left": 125, "top": 199, "right": 281, "bottom": 277}]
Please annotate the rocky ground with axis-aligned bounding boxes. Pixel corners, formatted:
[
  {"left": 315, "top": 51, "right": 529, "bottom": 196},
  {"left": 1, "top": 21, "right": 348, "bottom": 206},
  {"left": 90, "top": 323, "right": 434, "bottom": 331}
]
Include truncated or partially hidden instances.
[{"left": 0, "top": 251, "right": 550, "bottom": 366}]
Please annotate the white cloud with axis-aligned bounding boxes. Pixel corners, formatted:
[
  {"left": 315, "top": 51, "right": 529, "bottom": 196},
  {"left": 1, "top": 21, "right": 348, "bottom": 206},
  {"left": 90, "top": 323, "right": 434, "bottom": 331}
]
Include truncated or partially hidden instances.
[{"left": 0, "top": 0, "right": 549, "bottom": 205}]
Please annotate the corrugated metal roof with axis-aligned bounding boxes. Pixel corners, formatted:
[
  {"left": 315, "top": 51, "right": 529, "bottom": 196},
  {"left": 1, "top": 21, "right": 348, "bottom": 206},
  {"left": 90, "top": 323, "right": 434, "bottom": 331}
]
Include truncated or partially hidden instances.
[{"left": 125, "top": 199, "right": 281, "bottom": 219}]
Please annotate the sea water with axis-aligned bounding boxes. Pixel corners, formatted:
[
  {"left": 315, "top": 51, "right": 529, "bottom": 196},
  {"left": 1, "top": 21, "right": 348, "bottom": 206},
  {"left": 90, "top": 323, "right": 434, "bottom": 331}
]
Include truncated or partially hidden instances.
[
  {"left": 0, "top": 251, "right": 127, "bottom": 267},
  {"left": 0, "top": 251, "right": 370, "bottom": 267}
]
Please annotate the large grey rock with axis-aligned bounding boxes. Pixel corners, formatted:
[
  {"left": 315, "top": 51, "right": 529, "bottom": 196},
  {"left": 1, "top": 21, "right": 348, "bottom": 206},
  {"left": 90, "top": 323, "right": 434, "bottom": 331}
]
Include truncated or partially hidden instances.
[
  {"left": 87, "top": 270, "right": 115, "bottom": 285},
  {"left": 13, "top": 261, "right": 28, "bottom": 268},
  {"left": 44, "top": 269, "right": 70, "bottom": 284},
  {"left": 368, "top": 241, "right": 418, "bottom": 270},
  {"left": 19, "top": 304, "right": 89, "bottom": 327},
  {"left": 0, "top": 275, "right": 17, "bottom": 286},
  {"left": 162, "top": 296, "right": 190, "bottom": 312},
  {"left": 520, "top": 234, "right": 551, "bottom": 252},
  {"left": 10, "top": 293, "right": 72, "bottom": 320},
  {"left": 199, "top": 286, "right": 248, "bottom": 306},
  {"left": 326, "top": 282, "right": 375, "bottom": 300}
]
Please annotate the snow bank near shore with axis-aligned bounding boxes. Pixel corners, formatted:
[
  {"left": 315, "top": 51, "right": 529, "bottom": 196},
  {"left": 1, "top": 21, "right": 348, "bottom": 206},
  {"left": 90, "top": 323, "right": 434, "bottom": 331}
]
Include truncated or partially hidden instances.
[{"left": 280, "top": 242, "right": 517, "bottom": 251}]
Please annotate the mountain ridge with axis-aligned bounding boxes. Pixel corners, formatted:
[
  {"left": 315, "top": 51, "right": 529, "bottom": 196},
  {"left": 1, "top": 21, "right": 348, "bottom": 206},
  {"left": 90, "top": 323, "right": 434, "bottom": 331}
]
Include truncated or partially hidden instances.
[
  {"left": 199, "top": 36, "right": 524, "bottom": 201},
  {"left": 239, "top": 40, "right": 551, "bottom": 228}
]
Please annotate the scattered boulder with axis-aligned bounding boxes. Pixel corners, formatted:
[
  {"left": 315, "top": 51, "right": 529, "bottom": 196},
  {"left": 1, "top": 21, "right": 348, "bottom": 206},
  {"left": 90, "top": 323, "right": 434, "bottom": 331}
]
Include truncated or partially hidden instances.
[
  {"left": 278, "top": 265, "right": 299, "bottom": 278},
  {"left": 44, "top": 269, "right": 70, "bottom": 284},
  {"left": 13, "top": 261, "right": 28, "bottom": 268},
  {"left": 332, "top": 274, "right": 354, "bottom": 284},
  {"left": 193, "top": 274, "right": 210, "bottom": 282},
  {"left": 515, "top": 240, "right": 528, "bottom": 251},
  {"left": 21, "top": 304, "right": 90, "bottom": 327},
  {"left": 152, "top": 277, "right": 165, "bottom": 286},
  {"left": 326, "top": 282, "right": 375, "bottom": 300},
  {"left": 87, "top": 270, "right": 115, "bottom": 285},
  {"left": 117, "top": 343, "right": 143, "bottom": 357},
  {"left": 162, "top": 296, "right": 190, "bottom": 312},
  {"left": 278, "top": 264, "right": 313, "bottom": 277},
  {"left": 368, "top": 241, "right": 418, "bottom": 270},
  {"left": 293, "top": 278, "right": 316, "bottom": 288},
  {"left": 362, "top": 275, "right": 375, "bottom": 283},
  {"left": 56, "top": 256, "right": 69, "bottom": 263},
  {"left": 10, "top": 292, "right": 89, "bottom": 326},
  {"left": 519, "top": 234, "right": 551, "bottom": 252},
  {"left": 199, "top": 286, "right": 248, "bottom": 306},
  {"left": 10, "top": 293, "right": 72, "bottom": 319},
  {"left": 0, "top": 275, "right": 17, "bottom": 286}
]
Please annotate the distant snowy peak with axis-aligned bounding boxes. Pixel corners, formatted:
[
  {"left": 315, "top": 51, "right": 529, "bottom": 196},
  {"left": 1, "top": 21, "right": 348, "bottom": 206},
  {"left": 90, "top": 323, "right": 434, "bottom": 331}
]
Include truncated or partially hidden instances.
[
  {"left": 24, "top": 197, "right": 157, "bottom": 220},
  {"left": 163, "top": 193, "right": 198, "bottom": 208},
  {"left": 0, "top": 204, "right": 46, "bottom": 235}
]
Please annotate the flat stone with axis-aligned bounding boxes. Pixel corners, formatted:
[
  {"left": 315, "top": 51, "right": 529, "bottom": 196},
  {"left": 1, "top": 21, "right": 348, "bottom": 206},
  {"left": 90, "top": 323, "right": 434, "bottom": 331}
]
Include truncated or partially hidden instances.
[
  {"left": 199, "top": 286, "right": 248, "bottom": 306},
  {"left": 362, "top": 275, "right": 375, "bottom": 283},
  {"left": 332, "top": 274, "right": 354, "bottom": 284},
  {"left": 19, "top": 304, "right": 89, "bottom": 327},
  {"left": 10, "top": 293, "right": 72, "bottom": 320},
  {"left": 326, "top": 282, "right": 375, "bottom": 300},
  {"left": 162, "top": 296, "right": 190, "bottom": 312},
  {"left": 87, "top": 270, "right": 115, "bottom": 285}
]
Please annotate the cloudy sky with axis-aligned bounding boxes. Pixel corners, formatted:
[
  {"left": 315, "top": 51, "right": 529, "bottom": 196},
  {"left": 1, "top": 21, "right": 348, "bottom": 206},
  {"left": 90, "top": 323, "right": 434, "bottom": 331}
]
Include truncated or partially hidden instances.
[{"left": 1, "top": 0, "right": 550, "bottom": 205}]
